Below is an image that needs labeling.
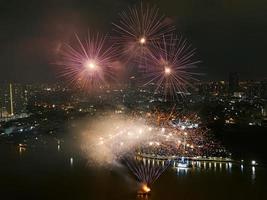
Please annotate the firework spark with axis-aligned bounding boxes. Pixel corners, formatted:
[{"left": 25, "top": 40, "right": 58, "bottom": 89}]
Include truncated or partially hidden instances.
[
  {"left": 56, "top": 32, "right": 117, "bottom": 89},
  {"left": 143, "top": 35, "right": 201, "bottom": 99},
  {"left": 80, "top": 112, "right": 226, "bottom": 166},
  {"left": 112, "top": 3, "right": 175, "bottom": 63},
  {"left": 124, "top": 155, "right": 170, "bottom": 193}
]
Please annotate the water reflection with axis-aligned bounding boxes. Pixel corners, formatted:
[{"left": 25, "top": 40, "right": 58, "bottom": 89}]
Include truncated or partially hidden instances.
[
  {"left": 70, "top": 157, "right": 74, "bottom": 167},
  {"left": 176, "top": 167, "right": 189, "bottom": 176},
  {"left": 18, "top": 144, "right": 26, "bottom": 155},
  {"left": 228, "top": 162, "right": 232, "bottom": 173},
  {"left": 252, "top": 166, "right": 256, "bottom": 182},
  {"left": 1, "top": 143, "right": 264, "bottom": 200},
  {"left": 57, "top": 140, "right": 61, "bottom": 151},
  {"left": 139, "top": 157, "right": 258, "bottom": 181}
]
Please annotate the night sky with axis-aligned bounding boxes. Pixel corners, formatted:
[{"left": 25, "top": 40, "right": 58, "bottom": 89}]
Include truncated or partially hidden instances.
[{"left": 1, "top": 0, "right": 267, "bottom": 83}]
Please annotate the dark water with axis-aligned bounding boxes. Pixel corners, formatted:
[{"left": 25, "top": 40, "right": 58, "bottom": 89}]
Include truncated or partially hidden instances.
[{"left": 0, "top": 143, "right": 266, "bottom": 200}]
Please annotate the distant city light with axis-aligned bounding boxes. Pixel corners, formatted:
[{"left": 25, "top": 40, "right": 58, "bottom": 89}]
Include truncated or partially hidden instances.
[{"left": 251, "top": 160, "right": 257, "bottom": 165}]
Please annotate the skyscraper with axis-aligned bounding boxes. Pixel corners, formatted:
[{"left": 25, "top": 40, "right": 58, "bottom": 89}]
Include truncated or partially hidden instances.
[
  {"left": 9, "top": 83, "right": 14, "bottom": 116},
  {"left": 0, "top": 83, "right": 29, "bottom": 118},
  {"left": 0, "top": 83, "right": 12, "bottom": 117},
  {"left": 260, "top": 79, "right": 267, "bottom": 99},
  {"left": 229, "top": 72, "right": 239, "bottom": 94}
]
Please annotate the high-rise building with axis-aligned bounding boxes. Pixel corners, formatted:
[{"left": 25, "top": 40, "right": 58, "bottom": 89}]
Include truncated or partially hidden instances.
[
  {"left": 229, "top": 72, "right": 239, "bottom": 94},
  {"left": 12, "top": 84, "right": 29, "bottom": 114},
  {"left": 0, "top": 83, "right": 29, "bottom": 118},
  {"left": 9, "top": 83, "right": 14, "bottom": 116},
  {"left": 260, "top": 79, "right": 267, "bottom": 99},
  {"left": 0, "top": 83, "right": 13, "bottom": 117},
  {"left": 244, "top": 80, "right": 261, "bottom": 98}
]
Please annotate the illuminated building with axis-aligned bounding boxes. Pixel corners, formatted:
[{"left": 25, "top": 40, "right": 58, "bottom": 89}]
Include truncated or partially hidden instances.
[
  {"left": 0, "top": 83, "right": 12, "bottom": 117},
  {"left": 0, "top": 83, "right": 29, "bottom": 118},
  {"left": 9, "top": 83, "right": 14, "bottom": 115}
]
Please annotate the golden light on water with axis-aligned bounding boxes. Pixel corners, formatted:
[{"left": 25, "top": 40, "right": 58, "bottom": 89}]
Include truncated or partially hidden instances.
[{"left": 142, "top": 184, "right": 151, "bottom": 193}]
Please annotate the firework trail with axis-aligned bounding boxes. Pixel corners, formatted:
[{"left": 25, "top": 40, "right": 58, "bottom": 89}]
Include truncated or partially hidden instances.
[
  {"left": 56, "top": 32, "right": 117, "bottom": 89},
  {"left": 124, "top": 155, "right": 170, "bottom": 193},
  {"left": 143, "top": 34, "right": 200, "bottom": 99},
  {"left": 112, "top": 2, "right": 175, "bottom": 64}
]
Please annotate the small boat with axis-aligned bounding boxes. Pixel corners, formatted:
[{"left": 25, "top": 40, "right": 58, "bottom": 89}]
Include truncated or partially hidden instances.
[
  {"left": 177, "top": 162, "right": 190, "bottom": 168},
  {"left": 175, "top": 157, "right": 192, "bottom": 168},
  {"left": 18, "top": 143, "right": 27, "bottom": 148}
]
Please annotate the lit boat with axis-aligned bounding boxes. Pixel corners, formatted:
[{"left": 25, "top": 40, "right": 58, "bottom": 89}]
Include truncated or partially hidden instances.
[
  {"left": 175, "top": 157, "right": 192, "bottom": 169},
  {"left": 177, "top": 162, "right": 190, "bottom": 168},
  {"left": 18, "top": 143, "right": 27, "bottom": 148}
]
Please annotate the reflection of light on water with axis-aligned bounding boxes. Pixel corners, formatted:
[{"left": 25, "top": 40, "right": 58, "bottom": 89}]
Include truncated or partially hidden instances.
[
  {"left": 177, "top": 167, "right": 188, "bottom": 176},
  {"left": 19, "top": 147, "right": 26, "bottom": 155},
  {"left": 172, "top": 160, "right": 250, "bottom": 176},
  {"left": 18, "top": 144, "right": 26, "bottom": 155},
  {"left": 57, "top": 140, "right": 61, "bottom": 152},
  {"left": 70, "top": 157, "right": 74, "bottom": 167},
  {"left": 228, "top": 162, "right": 232, "bottom": 173},
  {"left": 251, "top": 166, "right": 256, "bottom": 182}
]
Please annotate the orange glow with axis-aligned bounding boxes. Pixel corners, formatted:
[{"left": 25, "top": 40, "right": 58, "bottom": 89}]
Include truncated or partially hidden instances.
[{"left": 142, "top": 184, "right": 151, "bottom": 193}]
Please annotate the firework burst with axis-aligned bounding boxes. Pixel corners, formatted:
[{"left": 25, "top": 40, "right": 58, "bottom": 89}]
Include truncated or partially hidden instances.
[
  {"left": 112, "top": 3, "right": 175, "bottom": 63},
  {"left": 143, "top": 35, "right": 201, "bottom": 99},
  {"left": 124, "top": 155, "right": 170, "bottom": 194},
  {"left": 56, "top": 32, "right": 117, "bottom": 89},
  {"left": 80, "top": 111, "right": 227, "bottom": 167}
]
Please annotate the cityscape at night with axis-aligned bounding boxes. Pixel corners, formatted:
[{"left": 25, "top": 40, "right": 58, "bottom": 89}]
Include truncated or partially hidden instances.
[{"left": 1, "top": 0, "right": 267, "bottom": 199}]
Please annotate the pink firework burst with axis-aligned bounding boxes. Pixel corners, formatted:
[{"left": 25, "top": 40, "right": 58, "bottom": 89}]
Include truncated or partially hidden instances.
[
  {"left": 112, "top": 3, "right": 175, "bottom": 64},
  {"left": 56, "top": 32, "right": 117, "bottom": 89},
  {"left": 144, "top": 35, "right": 201, "bottom": 99}
]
